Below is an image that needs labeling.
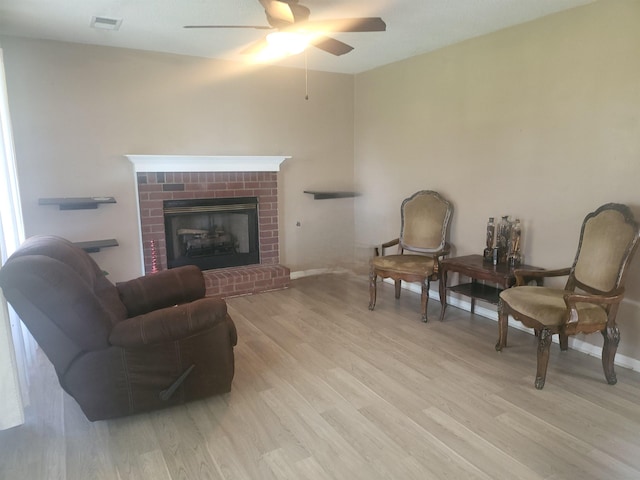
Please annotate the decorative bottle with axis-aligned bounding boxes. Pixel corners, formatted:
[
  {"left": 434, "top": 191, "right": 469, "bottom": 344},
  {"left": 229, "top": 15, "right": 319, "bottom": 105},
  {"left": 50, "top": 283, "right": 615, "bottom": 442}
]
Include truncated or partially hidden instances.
[
  {"left": 483, "top": 217, "right": 495, "bottom": 263},
  {"left": 508, "top": 218, "right": 522, "bottom": 267},
  {"left": 497, "top": 215, "right": 511, "bottom": 264}
]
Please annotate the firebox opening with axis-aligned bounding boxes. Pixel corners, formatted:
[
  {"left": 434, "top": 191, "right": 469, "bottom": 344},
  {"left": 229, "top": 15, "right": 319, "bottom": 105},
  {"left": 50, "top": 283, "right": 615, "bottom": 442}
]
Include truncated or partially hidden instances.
[{"left": 164, "top": 197, "right": 260, "bottom": 271}]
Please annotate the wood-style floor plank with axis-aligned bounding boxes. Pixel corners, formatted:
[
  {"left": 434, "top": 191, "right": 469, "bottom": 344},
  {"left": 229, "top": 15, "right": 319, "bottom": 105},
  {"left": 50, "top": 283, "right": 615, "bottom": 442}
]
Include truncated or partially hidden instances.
[{"left": 2, "top": 273, "right": 640, "bottom": 479}]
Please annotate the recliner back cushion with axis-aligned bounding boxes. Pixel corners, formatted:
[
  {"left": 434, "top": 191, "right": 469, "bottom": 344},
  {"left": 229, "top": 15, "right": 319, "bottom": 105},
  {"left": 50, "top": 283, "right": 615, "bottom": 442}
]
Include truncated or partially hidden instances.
[
  {"left": 9, "top": 235, "right": 98, "bottom": 284},
  {"left": 0, "top": 256, "right": 115, "bottom": 351},
  {"left": 5, "top": 235, "right": 127, "bottom": 324}
]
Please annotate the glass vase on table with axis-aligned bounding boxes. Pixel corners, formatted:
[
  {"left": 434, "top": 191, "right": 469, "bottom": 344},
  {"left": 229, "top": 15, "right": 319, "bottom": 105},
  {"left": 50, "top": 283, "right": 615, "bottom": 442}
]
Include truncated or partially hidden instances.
[{"left": 507, "top": 218, "right": 523, "bottom": 268}]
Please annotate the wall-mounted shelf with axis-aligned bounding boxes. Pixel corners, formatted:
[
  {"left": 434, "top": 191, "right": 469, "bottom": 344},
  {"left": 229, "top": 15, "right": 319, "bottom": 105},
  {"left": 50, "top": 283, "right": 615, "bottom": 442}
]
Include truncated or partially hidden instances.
[
  {"left": 303, "top": 191, "right": 360, "bottom": 200},
  {"left": 38, "top": 196, "right": 116, "bottom": 210},
  {"left": 38, "top": 198, "right": 119, "bottom": 253},
  {"left": 73, "top": 239, "right": 119, "bottom": 253}
]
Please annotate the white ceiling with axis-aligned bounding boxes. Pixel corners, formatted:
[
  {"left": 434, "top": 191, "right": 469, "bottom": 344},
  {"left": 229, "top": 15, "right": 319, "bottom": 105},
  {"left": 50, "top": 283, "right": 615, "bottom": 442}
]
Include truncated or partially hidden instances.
[{"left": 0, "top": 0, "right": 595, "bottom": 74}]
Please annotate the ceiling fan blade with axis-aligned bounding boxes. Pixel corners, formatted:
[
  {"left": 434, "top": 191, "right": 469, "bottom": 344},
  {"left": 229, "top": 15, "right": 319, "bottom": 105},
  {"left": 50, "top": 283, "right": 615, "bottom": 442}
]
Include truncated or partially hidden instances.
[
  {"left": 302, "top": 17, "right": 386, "bottom": 33},
  {"left": 183, "top": 25, "right": 272, "bottom": 29},
  {"left": 285, "top": 2, "right": 310, "bottom": 22},
  {"left": 258, "top": 0, "right": 293, "bottom": 23},
  {"left": 311, "top": 35, "right": 354, "bottom": 56}
]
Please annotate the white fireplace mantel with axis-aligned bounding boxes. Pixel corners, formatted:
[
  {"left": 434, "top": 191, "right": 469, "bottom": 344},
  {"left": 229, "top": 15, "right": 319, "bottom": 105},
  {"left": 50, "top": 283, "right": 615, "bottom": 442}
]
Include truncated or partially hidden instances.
[{"left": 125, "top": 155, "right": 290, "bottom": 173}]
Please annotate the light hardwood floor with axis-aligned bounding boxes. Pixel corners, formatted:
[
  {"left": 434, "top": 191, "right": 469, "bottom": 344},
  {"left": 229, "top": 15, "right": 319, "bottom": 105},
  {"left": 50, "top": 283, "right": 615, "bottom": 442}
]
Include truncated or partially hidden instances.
[{"left": 2, "top": 273, "right": 640, "bottom": 479}]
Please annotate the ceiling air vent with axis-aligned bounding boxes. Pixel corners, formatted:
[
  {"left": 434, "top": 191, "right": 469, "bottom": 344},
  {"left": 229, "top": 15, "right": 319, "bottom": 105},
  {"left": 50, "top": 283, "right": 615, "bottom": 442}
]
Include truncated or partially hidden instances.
[{"left": 90, "top": 16, "right": 123, "bottom": 31}]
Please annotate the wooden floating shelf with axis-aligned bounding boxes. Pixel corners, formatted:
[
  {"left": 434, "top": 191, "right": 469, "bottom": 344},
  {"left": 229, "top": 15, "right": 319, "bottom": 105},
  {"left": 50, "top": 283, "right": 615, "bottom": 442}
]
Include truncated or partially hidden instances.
[
  {"left": 73, "top": 239, "right": 119, "bottom": 253},
  {"left": 303, "top": 191, "right": 360, "bottom": 200},
  {"left": 38, "top": 196, "right": 116, "bottom": 210}
]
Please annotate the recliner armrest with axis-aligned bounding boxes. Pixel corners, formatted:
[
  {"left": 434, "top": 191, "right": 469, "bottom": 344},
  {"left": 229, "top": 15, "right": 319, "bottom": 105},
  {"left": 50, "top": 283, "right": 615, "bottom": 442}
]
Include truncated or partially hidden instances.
[
  {"left": 109, "top": 297, "right": 229, "bottom": 347},
  {"left": 116, "top": 265, "right": 206, "bottom": 317}
]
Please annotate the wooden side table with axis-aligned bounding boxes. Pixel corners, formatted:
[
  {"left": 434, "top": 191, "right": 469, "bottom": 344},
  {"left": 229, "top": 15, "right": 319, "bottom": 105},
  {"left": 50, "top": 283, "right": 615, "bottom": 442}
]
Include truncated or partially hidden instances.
[{"left": 438, "top": 254, "right": 544, "bottom": 321}]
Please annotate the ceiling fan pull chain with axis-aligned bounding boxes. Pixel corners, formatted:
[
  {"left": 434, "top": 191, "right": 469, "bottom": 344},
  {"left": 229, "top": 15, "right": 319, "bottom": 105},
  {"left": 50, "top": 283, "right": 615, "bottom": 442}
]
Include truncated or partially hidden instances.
[{"left": 305, "top": 50, "right": 309, "bottom": 100}]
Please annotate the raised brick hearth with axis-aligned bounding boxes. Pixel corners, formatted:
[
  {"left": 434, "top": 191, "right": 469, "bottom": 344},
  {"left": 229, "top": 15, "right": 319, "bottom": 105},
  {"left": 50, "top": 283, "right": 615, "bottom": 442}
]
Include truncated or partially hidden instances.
[{"left": 136, "top": 170, "right": 289, "bottom": 297}]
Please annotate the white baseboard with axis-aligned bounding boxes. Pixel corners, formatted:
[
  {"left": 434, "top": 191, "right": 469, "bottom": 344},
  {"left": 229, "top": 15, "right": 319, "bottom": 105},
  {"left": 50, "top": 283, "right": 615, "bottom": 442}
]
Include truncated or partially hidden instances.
[
  {"left": 384, "top": 278, "right": 640, "bottom": 373},
  {"left": 290, "top": 267, "right": 351, "bottom": 280}
]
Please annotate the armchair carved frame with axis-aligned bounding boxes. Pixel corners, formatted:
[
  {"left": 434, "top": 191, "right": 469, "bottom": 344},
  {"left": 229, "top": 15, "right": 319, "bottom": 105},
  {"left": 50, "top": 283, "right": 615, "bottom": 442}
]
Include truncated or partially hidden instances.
[
  {"left": 368, "top": 190, "right": 453, "bottom": 322},
  {"left": 496, "top": 203, "right": 640, "bottom": 389}
]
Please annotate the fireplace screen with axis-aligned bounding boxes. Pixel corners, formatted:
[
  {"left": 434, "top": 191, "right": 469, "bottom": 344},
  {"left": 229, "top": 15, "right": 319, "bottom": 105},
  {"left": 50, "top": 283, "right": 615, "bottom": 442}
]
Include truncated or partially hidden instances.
[{"left": 164, "top": 197, "right": 260, "bottom": 270}]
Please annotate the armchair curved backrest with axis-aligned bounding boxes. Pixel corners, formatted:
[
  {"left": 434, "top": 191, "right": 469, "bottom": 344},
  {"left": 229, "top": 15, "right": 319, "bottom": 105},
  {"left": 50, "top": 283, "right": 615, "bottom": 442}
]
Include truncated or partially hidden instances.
[
  {"left": 400, "top": 190, "right": 452, "bottom": 254},
  {"left": 570, "top": 204, "right": 640, "bottom": 294}
]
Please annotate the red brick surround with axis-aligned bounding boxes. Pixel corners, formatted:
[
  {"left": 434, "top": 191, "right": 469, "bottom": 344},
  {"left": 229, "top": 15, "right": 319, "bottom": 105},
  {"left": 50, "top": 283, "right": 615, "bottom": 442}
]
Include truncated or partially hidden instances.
[
  {"left": 136, "top": 171, "right": 289, "bottom": 297},
  {"left": 203, "top": 264, "right": 290, "bottom": 298}
]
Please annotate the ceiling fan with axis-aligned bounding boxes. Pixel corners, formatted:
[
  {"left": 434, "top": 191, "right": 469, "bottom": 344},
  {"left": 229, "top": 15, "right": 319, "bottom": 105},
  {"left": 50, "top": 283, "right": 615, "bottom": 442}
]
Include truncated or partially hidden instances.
[{"left": 184, "top": 0, "right": 386, "bottom": 57}]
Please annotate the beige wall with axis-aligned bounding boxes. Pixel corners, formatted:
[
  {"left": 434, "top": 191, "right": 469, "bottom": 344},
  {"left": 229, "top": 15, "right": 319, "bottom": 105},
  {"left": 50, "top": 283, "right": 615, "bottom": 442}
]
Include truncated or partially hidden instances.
[
  {"left": 0, "top": 37, "right": 356, "bottom": 279},
  {"left": 354, "top": 0, "right": 640, "bottom": 359}
]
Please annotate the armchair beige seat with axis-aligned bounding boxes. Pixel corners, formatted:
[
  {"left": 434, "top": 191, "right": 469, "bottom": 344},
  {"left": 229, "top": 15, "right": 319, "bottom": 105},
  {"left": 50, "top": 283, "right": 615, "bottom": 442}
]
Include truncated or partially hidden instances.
[
  {"left": 0, "top": 235, "right": 237, "bottom": 420},
  {"left": 369, "top": 190, "right": 453, "bottom": 322},
  {"left": 496, "top": 203, "right": 640, "bottom": 389}
]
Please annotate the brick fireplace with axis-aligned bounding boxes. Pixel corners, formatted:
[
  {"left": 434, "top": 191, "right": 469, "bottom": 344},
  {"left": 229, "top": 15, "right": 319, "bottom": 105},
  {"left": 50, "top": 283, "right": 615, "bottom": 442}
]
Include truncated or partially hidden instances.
[{"left": 127, "top": 155, "right": 290, "bottom": 298}]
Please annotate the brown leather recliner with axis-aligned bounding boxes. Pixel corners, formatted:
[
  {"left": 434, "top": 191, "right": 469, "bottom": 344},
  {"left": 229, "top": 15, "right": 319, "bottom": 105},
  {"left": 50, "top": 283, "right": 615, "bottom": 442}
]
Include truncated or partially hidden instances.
[{"left": 0, "top": 235, "right": 237, "bottom": 421}]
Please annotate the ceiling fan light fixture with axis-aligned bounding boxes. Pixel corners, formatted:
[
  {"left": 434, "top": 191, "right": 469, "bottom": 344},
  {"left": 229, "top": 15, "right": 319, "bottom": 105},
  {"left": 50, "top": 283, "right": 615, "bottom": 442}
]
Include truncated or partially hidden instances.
[{"left": 266, "top": 31, "right": 309, "bottom": 55}]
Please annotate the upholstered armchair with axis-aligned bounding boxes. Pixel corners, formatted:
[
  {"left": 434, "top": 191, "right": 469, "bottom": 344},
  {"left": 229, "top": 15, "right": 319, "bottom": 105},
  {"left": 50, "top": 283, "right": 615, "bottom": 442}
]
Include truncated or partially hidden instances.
[
  {"left": 369, "top": 190, "right": 453, "bottom": 322},
  {"left": 0, "top": 235, "right": 237, "bottom": 421},
  {"left": 496, "top": 204, "right": 640, "bottom": 389}
]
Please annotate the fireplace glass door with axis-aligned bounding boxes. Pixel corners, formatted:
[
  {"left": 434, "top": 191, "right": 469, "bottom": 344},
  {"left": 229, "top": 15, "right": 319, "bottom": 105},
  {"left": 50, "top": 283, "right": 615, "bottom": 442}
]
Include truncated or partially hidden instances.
[{"left": 164, "top": 197, "right": 260, "bottom": 270}]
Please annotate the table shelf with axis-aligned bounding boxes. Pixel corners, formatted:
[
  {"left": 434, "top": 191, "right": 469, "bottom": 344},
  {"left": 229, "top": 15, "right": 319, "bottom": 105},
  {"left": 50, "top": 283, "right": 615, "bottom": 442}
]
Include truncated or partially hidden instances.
[
  {"left": 439, "top": 254, "right": 544, "bottom": 321},
  {"left": 448, "top": 282, "right": 502, "bottom": 305}
]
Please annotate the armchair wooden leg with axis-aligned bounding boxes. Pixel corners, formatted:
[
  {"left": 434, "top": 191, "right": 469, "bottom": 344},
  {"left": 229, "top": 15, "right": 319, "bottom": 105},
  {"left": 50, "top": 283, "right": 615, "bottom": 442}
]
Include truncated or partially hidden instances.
[
  {"left": 559, "top": 333, "right": 569, "bottom": 351},
  {"left": 495, "top": 299, "right": 508, "bottom": 351},
  {"left": 394, "top": 280, "right": 401, "bottom": 299},
  {"left": 602, "top": 326, "right": 620, "bottom": 385},
  {"left": 368, "top": 268, "right": 377, "bottom": 311},
  {"left": 421, "top": 278, "right": 430, "bottom": 323},
  {"left": 535, "top": 328, "right": 553, "bottom": 389}
]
